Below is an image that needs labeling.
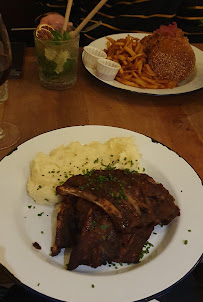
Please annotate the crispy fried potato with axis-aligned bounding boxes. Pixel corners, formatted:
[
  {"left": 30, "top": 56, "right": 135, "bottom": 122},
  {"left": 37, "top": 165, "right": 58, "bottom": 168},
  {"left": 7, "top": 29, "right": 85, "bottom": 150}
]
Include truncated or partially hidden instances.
[{"left": 104, "top": 35, "right": 177, "bottom": 89}]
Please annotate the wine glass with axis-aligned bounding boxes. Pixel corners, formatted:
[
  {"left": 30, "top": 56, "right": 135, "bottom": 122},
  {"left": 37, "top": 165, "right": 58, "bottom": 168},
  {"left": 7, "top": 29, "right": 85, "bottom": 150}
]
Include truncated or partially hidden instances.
[{"left": 0, "top": 13, "right": 20, "bottom": 150}]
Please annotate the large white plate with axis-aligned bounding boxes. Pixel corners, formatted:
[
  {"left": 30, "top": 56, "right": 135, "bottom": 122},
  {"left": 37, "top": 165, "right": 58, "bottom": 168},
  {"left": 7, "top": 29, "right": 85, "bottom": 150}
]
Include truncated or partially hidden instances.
[
  {"left": 0, "top": 125, "right": 202, "bottom": 302},
  {"left": 82, "top": 33, "right": 203, "bottom": 95}
]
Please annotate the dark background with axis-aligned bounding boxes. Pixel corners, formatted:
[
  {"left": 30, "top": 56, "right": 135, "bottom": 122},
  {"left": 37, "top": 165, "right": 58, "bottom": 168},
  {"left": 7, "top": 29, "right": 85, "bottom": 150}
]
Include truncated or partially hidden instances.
[{"left": 0, "top": 1, "right": 37, "bottom": 46}]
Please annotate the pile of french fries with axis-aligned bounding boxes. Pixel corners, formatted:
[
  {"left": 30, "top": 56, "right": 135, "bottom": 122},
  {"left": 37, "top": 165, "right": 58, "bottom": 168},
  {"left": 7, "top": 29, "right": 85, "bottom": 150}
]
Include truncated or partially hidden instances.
[{"left": 105, "top": 35, "right": 177, "bottom": 89}]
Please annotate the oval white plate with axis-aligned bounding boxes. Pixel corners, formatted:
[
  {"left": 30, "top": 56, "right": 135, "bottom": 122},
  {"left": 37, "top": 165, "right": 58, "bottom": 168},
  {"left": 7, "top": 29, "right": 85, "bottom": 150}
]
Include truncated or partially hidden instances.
[
  {"left": 0, "top": 125, "right": 202, "bottom": 302},
  {"left": 82, "top": 33, "right": 203, "bottom": 95}
]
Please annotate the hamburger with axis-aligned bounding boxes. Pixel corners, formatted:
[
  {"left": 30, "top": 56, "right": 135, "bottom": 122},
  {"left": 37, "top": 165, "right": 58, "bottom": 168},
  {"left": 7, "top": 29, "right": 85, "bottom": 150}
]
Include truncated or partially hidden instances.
[{"left": 141, "top": 23, "right": 196, "bottom": 84}]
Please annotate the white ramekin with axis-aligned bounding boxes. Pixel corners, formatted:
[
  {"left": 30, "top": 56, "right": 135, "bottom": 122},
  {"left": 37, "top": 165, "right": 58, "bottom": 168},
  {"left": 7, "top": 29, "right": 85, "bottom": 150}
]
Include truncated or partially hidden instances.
[
  {"left": 96, "top": 58, "right": 121, "bottom": 81},
  {"left": 83, "top": 46, "right": 107, "bottom": 69}
]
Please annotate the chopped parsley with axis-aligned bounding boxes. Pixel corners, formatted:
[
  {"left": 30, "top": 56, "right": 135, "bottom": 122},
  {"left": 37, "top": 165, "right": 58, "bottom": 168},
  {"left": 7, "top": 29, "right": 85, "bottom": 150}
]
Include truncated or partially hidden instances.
[
  {"left": 38, "top": 212, "right": 44, "bottom": 216},
  {"left": 99, "top": 224, "right": 108, "bottom": 229},
  {"left": 139, "top": 241, "right": 154, "bottom": 260}
]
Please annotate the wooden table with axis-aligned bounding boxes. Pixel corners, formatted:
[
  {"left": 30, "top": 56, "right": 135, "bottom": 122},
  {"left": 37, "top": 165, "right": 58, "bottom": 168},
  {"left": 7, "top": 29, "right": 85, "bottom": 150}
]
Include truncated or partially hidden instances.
[
  {"left": 0, "top": 46, "right": 203, "bottom": 178},
  {"left": 0, "top": 46, "right": 203, "bottom": 297}
]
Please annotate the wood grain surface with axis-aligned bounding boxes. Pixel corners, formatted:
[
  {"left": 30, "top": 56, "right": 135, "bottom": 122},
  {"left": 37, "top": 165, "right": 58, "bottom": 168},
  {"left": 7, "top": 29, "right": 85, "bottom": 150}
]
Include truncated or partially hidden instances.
[{"left": 0, "top": 46, "right": 202, "bottom": 178}]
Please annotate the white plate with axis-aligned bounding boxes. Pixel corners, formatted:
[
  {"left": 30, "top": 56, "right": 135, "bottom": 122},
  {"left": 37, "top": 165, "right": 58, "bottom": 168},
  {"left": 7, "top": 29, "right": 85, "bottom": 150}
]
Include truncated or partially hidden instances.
[
  {"left": 0, "top": 125, "right": 202, "bottom": 302},
  {"left": 82, "top": 33, "right": 203, "bottom": 95}
]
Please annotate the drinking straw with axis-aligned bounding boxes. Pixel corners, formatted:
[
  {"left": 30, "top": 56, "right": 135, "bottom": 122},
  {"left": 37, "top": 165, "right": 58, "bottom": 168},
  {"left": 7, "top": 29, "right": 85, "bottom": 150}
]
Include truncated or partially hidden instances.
[
  {"left": 62, "top": 0, "right": 73, "bottom": 32},
  {"left": 70, "top": 0, "right": 108, "bottom": 38}
]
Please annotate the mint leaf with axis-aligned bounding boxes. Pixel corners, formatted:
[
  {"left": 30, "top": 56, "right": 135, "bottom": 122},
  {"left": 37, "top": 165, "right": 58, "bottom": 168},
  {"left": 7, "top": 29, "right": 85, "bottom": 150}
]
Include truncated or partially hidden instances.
[
  {"left": 51, "top": 29, "right": 71, "bottom": 41},
  {"left": 37, "top": 55, "right": 57, "bottom": 79},
  {"left": 63, "top": 58, "right": 74, "bottom": 73},
  {"left": 51, "top": 30, "right": 62, "bottom": 41},
  {"left": 63, "top": 31, "right": 71, "bottom": 40}
]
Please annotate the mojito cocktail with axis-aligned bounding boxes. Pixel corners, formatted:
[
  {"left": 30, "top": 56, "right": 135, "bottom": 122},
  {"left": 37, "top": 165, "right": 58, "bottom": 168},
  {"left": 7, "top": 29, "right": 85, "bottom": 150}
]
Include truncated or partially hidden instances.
[{"left": 35, "top": 26, "right": 79, "bottom": 90}]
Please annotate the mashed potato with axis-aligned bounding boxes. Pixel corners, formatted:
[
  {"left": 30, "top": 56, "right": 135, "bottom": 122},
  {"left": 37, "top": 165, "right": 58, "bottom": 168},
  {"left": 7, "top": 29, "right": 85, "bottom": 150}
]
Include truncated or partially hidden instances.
[{"left": 27, "top": 137, "right": 142, "bottom": 206}]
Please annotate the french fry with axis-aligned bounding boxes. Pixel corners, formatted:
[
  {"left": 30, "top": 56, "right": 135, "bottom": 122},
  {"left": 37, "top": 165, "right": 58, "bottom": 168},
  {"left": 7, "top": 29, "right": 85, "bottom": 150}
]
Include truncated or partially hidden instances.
[
  {"left": 105, "top": 35, "right": 177, "bottom": 89},
  {"left": 115, "top": 42, "right": 125, "bottom": 46},
  {"left": 144, "top": 64, "right": 156, "bottom": 76},
  {"left": 141, "top": 76, "right": 157, "bottom": 84},
  {"left": 119, "top": 67, "right": 124, "bottom": 74},
  {"left": 137, "top": 59, "right": 143, "bottom": 75},
  {"left": 106, "top": 40, "right": 111, "bottom": 49},
  {"left": 132, "top": 77, "right": 147, "bottom": 88},
  {"left": 106, "top": 37, "right": 115, "bottom": 44},
  {"left": 116, "top": 77, "right": 140, "bottom": 88},
  {"left": 124, "top": 45, "right": 135, "bottom": 57}
]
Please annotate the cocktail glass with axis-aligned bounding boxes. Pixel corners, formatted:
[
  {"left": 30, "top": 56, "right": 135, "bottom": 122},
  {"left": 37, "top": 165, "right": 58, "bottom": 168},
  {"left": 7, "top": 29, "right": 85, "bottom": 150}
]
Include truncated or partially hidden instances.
[{"left": 34, "top": 29, "right": 79, "bottom": 90}]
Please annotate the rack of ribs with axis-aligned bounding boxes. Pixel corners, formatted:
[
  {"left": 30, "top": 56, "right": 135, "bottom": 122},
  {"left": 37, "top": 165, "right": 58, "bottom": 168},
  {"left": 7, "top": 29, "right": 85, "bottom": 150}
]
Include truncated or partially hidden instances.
[{"left": 51, "top": 169, "right": 180, "bottom": 270}]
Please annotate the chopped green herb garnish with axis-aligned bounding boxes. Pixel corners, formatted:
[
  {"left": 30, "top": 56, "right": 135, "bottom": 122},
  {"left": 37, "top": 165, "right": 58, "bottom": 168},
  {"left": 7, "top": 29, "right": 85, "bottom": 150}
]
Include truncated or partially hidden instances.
[
  {"left": 184, "top": 240, "right": 188, "bottom": 245},
  {"left": 130, "top": 160, "right": 134, "bottom": 167},
  {"left": 99, "top": 224, "right": 108, "bottom": 229},
  {"left": 38, "top": 212, "right": 44, "bottom": 216},
  {"left": 188, "top": 229, "right": 191, "bottom": 232},
  {"left": 139, "top": 241, "right": 154, "bottom": 260},
  {"left": 28, "top": 205, "right": 32, "bottom": 209},
  {"left": 91, "top": 284, "right": 95, "bottom": 288}
]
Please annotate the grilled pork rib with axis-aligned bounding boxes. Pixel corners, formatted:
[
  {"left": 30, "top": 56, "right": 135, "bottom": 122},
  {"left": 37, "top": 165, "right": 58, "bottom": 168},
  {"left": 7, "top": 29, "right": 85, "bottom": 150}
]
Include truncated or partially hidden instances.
[
  {"left": 57, "top": 170, "right": 180, "bottom": 231},
  {"left": 52, "top": 197, "right": 154, "bottom": 270},
  {"left": 52, "top": 169, "right": 180, "bottom": 270},
  {"left": 51, "top": 195, "right": 77, "bottom": 256}
]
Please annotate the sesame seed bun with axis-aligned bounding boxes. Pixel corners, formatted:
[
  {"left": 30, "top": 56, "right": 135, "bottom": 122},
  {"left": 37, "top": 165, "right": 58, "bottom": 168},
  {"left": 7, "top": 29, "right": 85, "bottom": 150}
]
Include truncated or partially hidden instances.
[{"left": 148, "top": 38, "right": 196, "bottom": 83}]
